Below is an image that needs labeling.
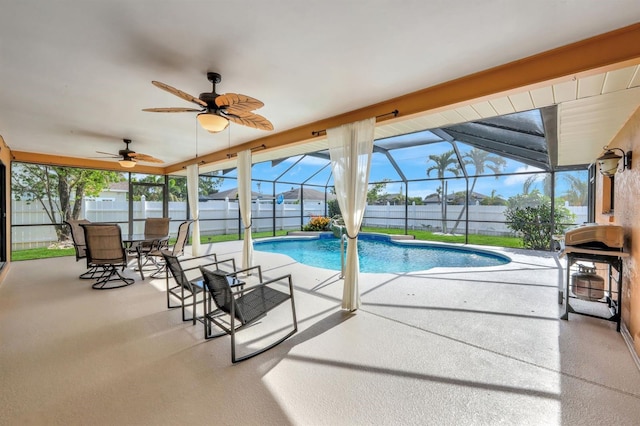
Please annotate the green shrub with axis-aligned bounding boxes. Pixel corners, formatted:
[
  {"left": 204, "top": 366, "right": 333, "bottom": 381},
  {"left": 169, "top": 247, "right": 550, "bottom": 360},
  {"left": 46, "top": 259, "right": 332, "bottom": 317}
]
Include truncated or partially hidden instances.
[{"left": 505, "top": 202, "right": 574, "bottom": 250}]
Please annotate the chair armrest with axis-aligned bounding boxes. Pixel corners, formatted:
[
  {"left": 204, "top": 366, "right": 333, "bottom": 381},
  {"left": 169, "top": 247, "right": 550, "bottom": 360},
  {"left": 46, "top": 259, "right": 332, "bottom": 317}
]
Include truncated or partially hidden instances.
[
  {"left": 213, "top": 257, "right": 237, "bottom": 272},
  {"left": 227, "top": 264, "right": 262, "bottom": 281},
  {"left": 181, "top": 258, "right": 237, "bottom": 275},
  {"left": 231, "top": 274, "right": 293, "bottom": 296},
  {"left": 180, "top": 253, "right": 220, "bottom": 263},
  {"left": 181, "top": 261, "right": 221, "bottom": 273}
]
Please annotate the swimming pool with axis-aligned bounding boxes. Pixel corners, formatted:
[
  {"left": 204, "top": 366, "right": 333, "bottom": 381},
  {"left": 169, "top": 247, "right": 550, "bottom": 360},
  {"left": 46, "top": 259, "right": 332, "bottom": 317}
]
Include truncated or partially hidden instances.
[{"left": 254, "top": 233, "right": 510, "bottom": 273}]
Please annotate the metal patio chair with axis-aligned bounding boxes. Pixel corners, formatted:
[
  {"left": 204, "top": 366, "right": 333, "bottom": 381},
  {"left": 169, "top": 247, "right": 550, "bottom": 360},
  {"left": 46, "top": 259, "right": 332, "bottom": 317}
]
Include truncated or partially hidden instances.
[
  {"left": 145, "top": 220, "right": 192, "bottom": 278},
  {"left": 65, "top": 218, "right": 100, "bottom": 280},
  {"left": 162, "top": 252, "right": 244, "bottom": 332},
  {"left": 82, "top": 223, "right": 134, "bottom": 289},
  {"left": 200, "top": 266, "right": 297, "bottom": 363},
  {"left": 128, "top": 217, "right": 171, "bottom": 279}
]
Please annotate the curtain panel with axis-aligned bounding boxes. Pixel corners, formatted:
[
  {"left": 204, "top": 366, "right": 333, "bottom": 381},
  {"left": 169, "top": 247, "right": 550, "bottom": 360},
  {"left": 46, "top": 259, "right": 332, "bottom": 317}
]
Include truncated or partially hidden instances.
[
  {"left": 327, "top": 117, "right": 375, "bottom": 311},
  {"left": 186, "top": 164, "right": 201, "bottom": 256},
  {"left": 237, "top": 149, "right": 253, "bottom": 269}
]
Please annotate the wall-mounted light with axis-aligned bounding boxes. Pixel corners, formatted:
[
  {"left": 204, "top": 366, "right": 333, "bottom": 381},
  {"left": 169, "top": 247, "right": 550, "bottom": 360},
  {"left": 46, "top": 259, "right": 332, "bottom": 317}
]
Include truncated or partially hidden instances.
[{"left": 597, "top": 147, "right": 632, "bottom": 177}]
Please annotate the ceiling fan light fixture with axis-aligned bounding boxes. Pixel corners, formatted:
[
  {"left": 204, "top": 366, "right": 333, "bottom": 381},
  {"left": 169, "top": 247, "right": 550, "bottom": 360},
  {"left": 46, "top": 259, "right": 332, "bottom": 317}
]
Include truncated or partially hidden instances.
[
  {"left": 197, "top": 112, "right": 229, "bottom": 133},
  {"left": 118, "top": 159, "right": 137, "bottom": 168}
]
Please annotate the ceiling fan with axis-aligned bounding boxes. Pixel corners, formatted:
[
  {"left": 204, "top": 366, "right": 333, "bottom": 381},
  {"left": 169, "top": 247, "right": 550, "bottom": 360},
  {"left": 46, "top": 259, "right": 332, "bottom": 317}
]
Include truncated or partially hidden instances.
[
  {"left": 143, "top": 72, "right": 274, "bottom": 133},
  {"left": 95, "top": 139, "right": 163, "bottom": 168}
]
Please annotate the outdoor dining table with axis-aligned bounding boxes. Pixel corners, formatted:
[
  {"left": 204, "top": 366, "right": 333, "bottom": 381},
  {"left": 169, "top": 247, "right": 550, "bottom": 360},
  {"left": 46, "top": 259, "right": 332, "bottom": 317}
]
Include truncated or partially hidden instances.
[
  {"left": 122, "top": 233, "right": 170, "bottom": 279},
  {"left": 121, "top": 233, "right": 169, "bottom": 247}
]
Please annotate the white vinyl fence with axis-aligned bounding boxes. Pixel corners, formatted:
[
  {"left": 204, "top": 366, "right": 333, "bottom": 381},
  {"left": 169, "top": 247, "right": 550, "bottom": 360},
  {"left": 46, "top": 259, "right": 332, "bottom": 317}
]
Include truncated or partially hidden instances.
[
  {"left": 11, "top": 198, "right": 587, "bottom": 250},
  {"left": 11, "top": 198, "right": 328, "bottom": 250},
  {"left": 363, "top": 203, "right": 588, "bottom": 236}
]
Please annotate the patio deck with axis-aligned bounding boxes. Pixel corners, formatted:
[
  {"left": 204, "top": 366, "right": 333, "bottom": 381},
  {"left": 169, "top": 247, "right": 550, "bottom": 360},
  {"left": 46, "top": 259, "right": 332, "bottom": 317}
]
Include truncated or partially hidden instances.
[{"left": 1, "top": 240, "right": 639, "bottom": 425}]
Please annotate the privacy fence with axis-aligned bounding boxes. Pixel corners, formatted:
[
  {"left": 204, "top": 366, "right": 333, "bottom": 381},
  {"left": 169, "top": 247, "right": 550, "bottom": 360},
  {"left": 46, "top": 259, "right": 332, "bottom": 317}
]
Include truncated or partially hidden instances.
[{"left": 11, "top": 197, "right": 588, "bottom": 251}]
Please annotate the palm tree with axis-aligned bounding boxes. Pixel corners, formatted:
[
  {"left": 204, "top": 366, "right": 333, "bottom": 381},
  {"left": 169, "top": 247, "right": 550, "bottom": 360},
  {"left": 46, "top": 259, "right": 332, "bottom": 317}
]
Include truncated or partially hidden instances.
[
  {"left": 448, "top": 148, "right": 506, "bottom": 234},
  {"left": 563, "top": 174, "right": 588, "bottom": 206},
  {"left": 426, "top": 150, "right": 460, "bottom": 233},
  {"left": 523, "top": 173, "right": 551, "bottom": 196}
]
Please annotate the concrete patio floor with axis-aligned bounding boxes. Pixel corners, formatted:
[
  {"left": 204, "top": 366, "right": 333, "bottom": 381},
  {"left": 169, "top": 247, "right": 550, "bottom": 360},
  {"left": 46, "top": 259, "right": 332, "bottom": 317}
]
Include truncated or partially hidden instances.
[{"left": 1, "top": 240, "right": 639, "bottom": 425}]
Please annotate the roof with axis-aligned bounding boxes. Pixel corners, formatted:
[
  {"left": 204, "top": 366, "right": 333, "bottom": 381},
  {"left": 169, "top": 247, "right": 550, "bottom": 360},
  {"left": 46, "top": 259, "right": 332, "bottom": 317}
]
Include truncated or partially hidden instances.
[
  {"left": 279, "top": 187, "right": 335, "bottom": 201},
  {"left": 200, "top": 188, "right": 262, "bottom": 201}
]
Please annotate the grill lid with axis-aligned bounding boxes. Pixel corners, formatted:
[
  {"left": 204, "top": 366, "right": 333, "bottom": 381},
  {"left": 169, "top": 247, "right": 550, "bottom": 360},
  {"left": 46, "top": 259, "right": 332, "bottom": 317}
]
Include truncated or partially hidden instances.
[{"left": 564, "top": 224, "right": 623, "bottom": 249}]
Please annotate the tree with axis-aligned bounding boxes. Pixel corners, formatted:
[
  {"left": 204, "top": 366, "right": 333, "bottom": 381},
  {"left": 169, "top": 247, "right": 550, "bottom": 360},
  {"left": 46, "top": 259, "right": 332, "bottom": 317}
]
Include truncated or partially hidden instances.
[
  {"left": 522, "top": 173, "right": 551, "bottom": 196},
  {"left": 449, "top": 148, "right": 506, "bottom": 234},
  {"left": 480, "top": 189, "right": 507, "bottom": 206},
  {"left": 562, "top": 174, "right": 588, "bottom": 206},
  {"left": 327, "top": 199, "right": 341, "bottom": 218},
  {"left": 12, "top": 164, "right": 123, "bottom": 241},
  {"left": 426, "top": 150, "right": 460, "bottom": 233},
  {"left": 131, "top": 174, "right": 222, "bottom": 201},
  {"left": 367, "top": 180, "right": 390, "bottom": 204},
  {"left": 504, "top": 190, "right": 575, "bottom": 250}
]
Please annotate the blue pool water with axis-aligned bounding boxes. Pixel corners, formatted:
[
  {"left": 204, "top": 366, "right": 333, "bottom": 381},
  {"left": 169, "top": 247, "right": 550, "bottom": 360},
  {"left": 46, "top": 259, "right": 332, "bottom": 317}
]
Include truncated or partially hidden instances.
[{"left": 254, "top": 233, "right": 510, "bottom": 273}]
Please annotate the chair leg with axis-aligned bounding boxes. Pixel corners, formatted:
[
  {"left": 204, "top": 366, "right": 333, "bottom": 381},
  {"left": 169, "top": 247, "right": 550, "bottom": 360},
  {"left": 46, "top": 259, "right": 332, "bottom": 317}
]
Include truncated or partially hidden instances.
[
  {"left": 149, "top": 263, "right": 167, "bottom": 279},
  {"left": 91, "top": 265, "right": 134, "bottom": 290},
  {"left": 230, "top": 294, "right": 298, "bottom": 363},
  {"left": 79, "top": 265, "right": 101, "bottom": 280},
  {"left": 137, "top": 254, "right": 145, "bottom": 281}
]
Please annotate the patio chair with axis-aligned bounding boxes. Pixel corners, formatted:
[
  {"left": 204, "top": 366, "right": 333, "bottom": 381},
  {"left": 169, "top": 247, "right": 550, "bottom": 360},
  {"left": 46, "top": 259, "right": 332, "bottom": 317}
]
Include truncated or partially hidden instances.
[
  {"left": 82, "top": 223, "right": 134, "bottom": 289},
  {"left": 200, "top": 266, "right": 297, "bottom": 363},
  {"left": 129, "top": 217, "right": 171, "bottom": 280},
  {"left": 65, "top": 218, "right": 99, "bottom": 279},
  {"left": 144, "top": 220, "right": 192, "bottom": 279},
  {"left": 162, "top": 252, "right": 244, "bottom": 331}
]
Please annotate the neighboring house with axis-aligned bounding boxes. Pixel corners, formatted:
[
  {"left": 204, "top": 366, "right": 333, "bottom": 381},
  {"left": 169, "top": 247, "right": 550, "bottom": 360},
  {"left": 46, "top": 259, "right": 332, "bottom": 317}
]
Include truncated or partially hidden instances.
[
  {"left": 278, "top": 187, "right": 335, "bottom": 203},
  {"left": 95, "top": 181, "right": 128, "bottom": 202},
  {"left": 199, "top": 188, "right": 262, "bottom": 201},
  {"left": 423, "top": 193, "right": 442, "bottom": 204},
  {"left": 423, "top": 191, "right": 489, "bottom": 205},
  {"left": 374, "top": 193, "right": 405, "bottom": 205}
]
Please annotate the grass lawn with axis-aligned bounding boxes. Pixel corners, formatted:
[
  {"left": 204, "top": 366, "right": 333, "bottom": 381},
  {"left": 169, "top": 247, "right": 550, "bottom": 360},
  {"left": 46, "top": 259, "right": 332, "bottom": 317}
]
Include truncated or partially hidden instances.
[{"left": 12, "top": 228, "right": 522, "bottom": 261}]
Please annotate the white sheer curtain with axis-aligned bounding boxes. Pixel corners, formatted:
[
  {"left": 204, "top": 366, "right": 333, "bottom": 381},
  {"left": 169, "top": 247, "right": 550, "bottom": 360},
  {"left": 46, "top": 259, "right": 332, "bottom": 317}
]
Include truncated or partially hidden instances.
[
  {"left": 237, "top": 149, "right": 253, "bottom": 269},
  {"left": 327, "top": 117, "right": 375, "bottom": 311},
  {"left": 186, "top": 164, "right": 201, "bottom": 256}
]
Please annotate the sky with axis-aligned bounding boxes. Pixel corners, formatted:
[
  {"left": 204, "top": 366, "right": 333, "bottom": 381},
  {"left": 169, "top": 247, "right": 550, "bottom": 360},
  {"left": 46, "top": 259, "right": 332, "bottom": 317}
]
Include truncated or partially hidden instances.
[{"left": 213, "top": 134, "right": 588, "bottom": 203}]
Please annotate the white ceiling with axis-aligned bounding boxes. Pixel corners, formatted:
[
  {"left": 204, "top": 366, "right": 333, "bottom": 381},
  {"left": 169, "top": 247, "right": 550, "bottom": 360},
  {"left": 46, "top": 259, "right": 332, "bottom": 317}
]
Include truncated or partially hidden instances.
[{"left": 2, "top": 1, "right": 640, "bottom": 172}]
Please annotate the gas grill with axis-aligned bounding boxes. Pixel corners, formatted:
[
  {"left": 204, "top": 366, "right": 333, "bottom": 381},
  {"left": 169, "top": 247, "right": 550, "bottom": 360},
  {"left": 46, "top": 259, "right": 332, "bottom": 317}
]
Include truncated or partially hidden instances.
[{"left": 560, "top": 224, "right": 628, "bottom": 331}]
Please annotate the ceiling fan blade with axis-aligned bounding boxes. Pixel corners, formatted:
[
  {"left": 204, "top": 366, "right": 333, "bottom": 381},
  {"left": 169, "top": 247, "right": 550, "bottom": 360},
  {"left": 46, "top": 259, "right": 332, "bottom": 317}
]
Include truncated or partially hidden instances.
[
  {"left": 215, "top": 93, "right": 264, "bottom": 112},
  {"left": 95, "top": 151, "right": 119, "bottom": 158},
  {"left": 151, "top": 80, "right": 207, "bottom": 107},
  {"left": 142, "top": 107, "right": 203, "bottom": 113},
  {"left": 223, "top": 110, "right": 274, "bottom": 131},
  {"left": 129, "top": 152, "right": 164, "bottom": 163}
]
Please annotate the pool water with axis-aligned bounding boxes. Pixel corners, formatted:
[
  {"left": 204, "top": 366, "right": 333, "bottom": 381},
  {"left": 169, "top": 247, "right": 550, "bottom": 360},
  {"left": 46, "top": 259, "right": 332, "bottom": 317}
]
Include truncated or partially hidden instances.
[{"left": 254, "top": 234, "right": 510, "bottom": 273}]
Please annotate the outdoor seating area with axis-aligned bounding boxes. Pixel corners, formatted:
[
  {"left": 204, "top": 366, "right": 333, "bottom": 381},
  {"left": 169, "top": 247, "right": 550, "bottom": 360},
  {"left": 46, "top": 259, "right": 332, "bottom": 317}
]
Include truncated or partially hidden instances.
[
  {"left": 65, "top": 217, "right": 178, "bottom": 286},
  {"left": 1, "top": 239, "right": 639, "bottom": 424},
  {"left": 162, "top": 250, "right": 297, "bottom": 361}
]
